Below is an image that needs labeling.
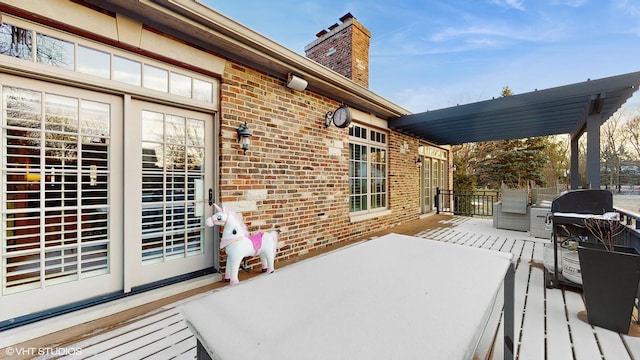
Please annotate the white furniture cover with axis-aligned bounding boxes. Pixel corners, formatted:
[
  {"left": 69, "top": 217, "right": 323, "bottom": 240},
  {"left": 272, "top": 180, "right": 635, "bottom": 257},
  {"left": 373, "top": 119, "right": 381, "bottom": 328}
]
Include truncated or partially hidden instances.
[{"left": 180, "top": 233, "right": 514, "bottom": 360}]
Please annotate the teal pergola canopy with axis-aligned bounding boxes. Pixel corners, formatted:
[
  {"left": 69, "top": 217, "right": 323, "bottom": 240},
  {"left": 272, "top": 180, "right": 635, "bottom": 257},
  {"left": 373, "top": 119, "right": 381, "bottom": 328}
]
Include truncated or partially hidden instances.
[
  {"left": 390, "top": 71, "right": 640, "bottom": 189},
  {"left": 390, "top": 71, "right": 640, "bottom": 145}
]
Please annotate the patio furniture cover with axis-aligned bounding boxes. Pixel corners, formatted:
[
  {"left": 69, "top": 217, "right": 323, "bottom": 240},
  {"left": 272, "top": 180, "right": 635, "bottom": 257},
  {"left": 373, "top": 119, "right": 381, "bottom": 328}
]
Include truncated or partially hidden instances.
[{"left": 180, "top": 233, "right": 514, "bottom": 360}]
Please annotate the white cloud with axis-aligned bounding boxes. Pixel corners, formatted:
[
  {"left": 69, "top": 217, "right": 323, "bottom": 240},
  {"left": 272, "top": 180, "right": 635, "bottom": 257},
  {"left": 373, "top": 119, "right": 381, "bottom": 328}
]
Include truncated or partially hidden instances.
[
  {"left": 613, "top": 0, "right": 640, "bottom": 15},
  {"left": 490, "top": 0, "right": 526, "bottom": 11},
  {"left": 550, "top": 0, "right": 588, "bottom": 7},
  {"left": 424, "top": 21, "right": 568, "bottom": 48},
  {"left": 429, "top": 26, "right": 506, "bottom": 42},
  {"left": 614, "top": 0, "right": 640, "bottom": 16},
  {"left": 609, "top": 0, "right": 640, "bottom": 37}
]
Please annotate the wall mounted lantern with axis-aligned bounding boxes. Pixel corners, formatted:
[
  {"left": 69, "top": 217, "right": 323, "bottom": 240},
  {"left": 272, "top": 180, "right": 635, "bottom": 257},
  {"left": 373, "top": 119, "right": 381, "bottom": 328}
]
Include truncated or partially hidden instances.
[
  {"left": 415, "top": 157, "right": 422, "bottom": 165},
  {"left": 236, "top": 122, "right": 252, "bottom": 154}
]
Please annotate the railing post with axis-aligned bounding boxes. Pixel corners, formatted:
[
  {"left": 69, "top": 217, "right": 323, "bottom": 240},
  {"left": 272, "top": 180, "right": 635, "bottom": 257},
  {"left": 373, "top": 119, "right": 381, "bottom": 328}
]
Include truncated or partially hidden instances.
[{"left": 435, "top": 187, "right": 440, "bottom": 214}]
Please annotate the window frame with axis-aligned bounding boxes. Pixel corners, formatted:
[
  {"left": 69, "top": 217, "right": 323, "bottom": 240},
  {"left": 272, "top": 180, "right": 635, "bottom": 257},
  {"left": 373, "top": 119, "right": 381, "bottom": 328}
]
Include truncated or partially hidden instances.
[{"left": 348, "top": 123, "right": 389, "bottom": 217}]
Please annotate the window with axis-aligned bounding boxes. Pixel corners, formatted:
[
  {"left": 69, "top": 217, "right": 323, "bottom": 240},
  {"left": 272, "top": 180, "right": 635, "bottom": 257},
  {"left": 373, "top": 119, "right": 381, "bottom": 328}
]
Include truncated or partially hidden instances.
[
  {"left": 193, "top": 78, "right": 213, "bottom": 103},
  {"left": 77, "top": 45, "right": 110, "bottom": 79},
  {"left": 0, "top": 21, "right": 215, "bottom": 104},
  {"left": 170, "top": 72, "right": 191, "bottom": 98},
  {"left": 36, "top": 33, "right": 73, "bottom": 70},
  {"left": 143, "top": 64, "right": 168, "bottom": 92},
  {"left": 113, "top": 55, "right": 141, "bottom": 86},
  {"left": 349, "top": 124, "right": 387, "bottom": 213},
  {"left": 0, "top": 23, "right": 32, "bottom": 60}
]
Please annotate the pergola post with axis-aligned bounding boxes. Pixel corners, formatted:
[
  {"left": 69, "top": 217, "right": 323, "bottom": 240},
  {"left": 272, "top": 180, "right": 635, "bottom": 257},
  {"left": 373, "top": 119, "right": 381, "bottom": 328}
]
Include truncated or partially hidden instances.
[
  {"left": 586, "top": 111, "right": 602, "bottom": 190},
  {"left": 570, "top": 134, "right": 580, "bottom": 190}
]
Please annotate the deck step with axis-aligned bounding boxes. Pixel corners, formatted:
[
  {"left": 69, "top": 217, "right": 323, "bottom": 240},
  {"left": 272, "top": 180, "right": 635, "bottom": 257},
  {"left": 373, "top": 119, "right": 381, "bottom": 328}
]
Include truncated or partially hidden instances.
[{"left": 51, "top": 308, "right": 196, "bottom": 360}]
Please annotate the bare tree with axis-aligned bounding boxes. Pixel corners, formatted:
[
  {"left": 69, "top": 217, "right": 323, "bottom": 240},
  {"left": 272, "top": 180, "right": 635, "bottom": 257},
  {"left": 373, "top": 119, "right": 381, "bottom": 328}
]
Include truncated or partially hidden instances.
[
  {"left": 624, "top": 116, "right": 640, "bottom": 161},
  {"left": 601, "top": 114, "right": 630, "bottom": 191}
]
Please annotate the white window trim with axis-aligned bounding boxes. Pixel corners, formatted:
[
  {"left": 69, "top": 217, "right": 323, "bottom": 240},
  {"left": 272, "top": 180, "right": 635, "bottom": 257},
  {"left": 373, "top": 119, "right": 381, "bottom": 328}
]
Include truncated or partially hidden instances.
[{"left": 348, "top": 123, "right": 389, "bottom": 217}]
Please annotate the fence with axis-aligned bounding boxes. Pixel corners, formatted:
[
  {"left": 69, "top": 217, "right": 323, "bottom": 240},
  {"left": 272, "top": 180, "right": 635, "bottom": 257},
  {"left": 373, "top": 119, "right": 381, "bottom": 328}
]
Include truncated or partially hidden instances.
[{"left": 435, "top": 188, "right": 500, "bottom": 216}]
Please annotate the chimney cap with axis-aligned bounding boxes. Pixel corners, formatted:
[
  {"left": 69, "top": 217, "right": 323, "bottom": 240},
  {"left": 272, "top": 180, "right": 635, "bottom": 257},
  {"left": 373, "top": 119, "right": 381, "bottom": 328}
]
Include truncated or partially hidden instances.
[
  {"left": 316, "top": 29, "right": 328, "bottom": 38},
  {"left": 327, "top": 23, "right": 340, "bottom": 31},
  {"left": 339, "top": 12, "right": 354, "bottom": 23}
]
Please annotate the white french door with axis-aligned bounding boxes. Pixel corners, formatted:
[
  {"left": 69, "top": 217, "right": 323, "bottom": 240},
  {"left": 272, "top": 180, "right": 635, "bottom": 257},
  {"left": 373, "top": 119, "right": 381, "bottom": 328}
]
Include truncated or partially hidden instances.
[
  {"left": 420, "top": 157, "right": 431, "bottom": 214},
  {"left": 0, "top": 75, "right": 124, "bottom": 321},
  {"left": 0, "top": 77, "right": 217, "bottom": 322},
  {"left": 123, "top": 100, "right": 215, "bottom": 290},
  {"left": 420, "top": 157, "right": 447, "bottom": 214}
]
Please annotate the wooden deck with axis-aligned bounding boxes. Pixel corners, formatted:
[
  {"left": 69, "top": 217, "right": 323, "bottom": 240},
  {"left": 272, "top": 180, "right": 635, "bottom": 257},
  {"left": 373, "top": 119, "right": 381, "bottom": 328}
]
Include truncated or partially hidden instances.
[
  {"left": 3, "top": 215, "right": 640, "bottom": 359},
  {"left": 418, "top": 216, "right": 640, "bottom": 360}
]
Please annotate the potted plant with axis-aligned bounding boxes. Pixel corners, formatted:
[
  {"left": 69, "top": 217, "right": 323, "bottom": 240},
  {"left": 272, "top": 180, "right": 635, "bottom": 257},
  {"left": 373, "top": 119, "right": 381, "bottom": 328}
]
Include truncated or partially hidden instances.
[{"left": 577, "top": 216, "right": 640, "bottom": 334}]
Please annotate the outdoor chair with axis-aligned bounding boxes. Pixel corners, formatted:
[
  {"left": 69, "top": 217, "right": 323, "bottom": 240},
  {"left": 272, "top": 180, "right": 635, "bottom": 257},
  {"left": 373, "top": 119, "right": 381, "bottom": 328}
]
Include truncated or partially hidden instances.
[{"left": 493, "top": 188, "right": 531, "bottom": 232}]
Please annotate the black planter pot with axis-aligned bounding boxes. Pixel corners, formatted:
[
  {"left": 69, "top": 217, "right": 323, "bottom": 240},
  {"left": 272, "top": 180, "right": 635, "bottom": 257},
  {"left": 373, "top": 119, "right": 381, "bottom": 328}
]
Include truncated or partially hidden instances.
[{"left": 578, "top": 243, "right": 640, "bottom": 333}]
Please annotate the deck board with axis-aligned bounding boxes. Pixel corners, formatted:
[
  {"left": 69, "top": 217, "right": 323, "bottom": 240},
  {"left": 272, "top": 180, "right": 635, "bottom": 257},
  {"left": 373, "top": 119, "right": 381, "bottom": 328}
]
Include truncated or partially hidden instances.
[
  {"left": 513, "top": 252, "right": 529, "bottom": 359},
  {"left": 595, "top": 327, "right": 632, "bottom": 360},
  {"left": 82, "top": 322, "right": 179, "bottom": 357},
  {"left": 421, "top": 218, "right": 634, "bottom": 360},
  {"left": 116, "top": 326, "right": 194, "bottom": 359},
  {"left": 623, "top": 334, "right": 640, "bottom": 360},
  {"left": 60, "top": 308, "right": 176, "bottom": 350},
  {"left": 545, "top": 289, "right": 573, "bottom": 360},
  {"left": 477, "top": 234, "right": 495, "bottom": 250},
  {"left": 70, "top": 310, "right": 186, "bottom": 358},
  {"left": 147, "top": 334, "right": 196, "bottom": 359},
  {"left": 519, "top": 268, "right": 546, "bottom": 360},
  {"left": 564, "top": 290, "right": 602, "bottom": 360}
]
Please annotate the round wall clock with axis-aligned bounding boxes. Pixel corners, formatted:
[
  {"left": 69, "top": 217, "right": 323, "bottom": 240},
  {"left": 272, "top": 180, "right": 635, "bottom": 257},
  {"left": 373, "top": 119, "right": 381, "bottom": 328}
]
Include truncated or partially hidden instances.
[{"left": 332, "top": 105, "right": 352, "bottom": 128}]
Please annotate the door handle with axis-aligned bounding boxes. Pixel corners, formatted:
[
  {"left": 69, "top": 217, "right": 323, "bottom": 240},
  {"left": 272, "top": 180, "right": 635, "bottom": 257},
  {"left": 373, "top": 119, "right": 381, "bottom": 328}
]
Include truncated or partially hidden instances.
[{"left": 208, "top": 188, "right": 213, "bottom": 206}]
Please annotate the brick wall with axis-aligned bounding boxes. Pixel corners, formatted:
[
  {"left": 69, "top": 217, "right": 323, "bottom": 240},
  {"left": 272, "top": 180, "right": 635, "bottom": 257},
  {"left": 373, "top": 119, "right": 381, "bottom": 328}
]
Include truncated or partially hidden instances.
[
  {"left": 219, "top": 61, "right": 424, "bottom": 269},
  {"left": 350, "top": 19, "right": 370, "bottom": 88},
  {"left": 305, "top": 15, "right": 371, "bottom": 88}
]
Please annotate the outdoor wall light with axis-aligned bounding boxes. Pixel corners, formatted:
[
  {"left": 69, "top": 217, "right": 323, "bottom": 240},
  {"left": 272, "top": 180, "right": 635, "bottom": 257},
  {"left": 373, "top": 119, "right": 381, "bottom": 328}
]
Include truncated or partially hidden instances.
[
  {"left": 415, "top": 157, "right": 422, "bottom": 164},
  {"left": 236, "top": 122, "right": 252, "bottom": 154},
  {"left": 286, "top": 73, "right": 308, "bottom": 91}
]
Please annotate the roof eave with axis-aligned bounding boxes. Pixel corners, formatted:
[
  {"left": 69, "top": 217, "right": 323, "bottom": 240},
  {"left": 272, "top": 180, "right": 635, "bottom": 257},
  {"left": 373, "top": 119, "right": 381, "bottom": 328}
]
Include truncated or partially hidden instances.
[{"left": 84, "top": 0, "right": 410, "bottom": 119}]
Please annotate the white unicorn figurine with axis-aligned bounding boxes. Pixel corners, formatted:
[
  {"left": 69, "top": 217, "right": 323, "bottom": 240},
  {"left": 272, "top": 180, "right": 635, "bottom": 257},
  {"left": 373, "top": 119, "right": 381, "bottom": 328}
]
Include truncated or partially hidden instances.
[{"left": 205, "top": 204, "right": 280, "bottom": 285}]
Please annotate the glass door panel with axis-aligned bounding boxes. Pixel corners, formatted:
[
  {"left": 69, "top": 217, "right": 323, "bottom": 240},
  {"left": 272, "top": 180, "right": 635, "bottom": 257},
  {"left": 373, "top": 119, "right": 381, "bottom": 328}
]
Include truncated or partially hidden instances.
[
  {"left": 125, "top": 101, "right": 214, "bottom": 288},
  {"left": 0, "top": 75, "right": 123, "bottom": 321},
  {"left": 141, "top": 112, "right": 206, "bottom": 263},
  {"left": 420, "top": 157, "right": 431, "bottom": 214}
]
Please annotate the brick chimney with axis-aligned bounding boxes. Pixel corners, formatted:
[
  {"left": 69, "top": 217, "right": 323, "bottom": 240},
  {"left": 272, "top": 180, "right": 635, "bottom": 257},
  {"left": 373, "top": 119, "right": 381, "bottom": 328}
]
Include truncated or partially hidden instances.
[{"left": 304, "top": 13, "right": 371, "bottom": 88}]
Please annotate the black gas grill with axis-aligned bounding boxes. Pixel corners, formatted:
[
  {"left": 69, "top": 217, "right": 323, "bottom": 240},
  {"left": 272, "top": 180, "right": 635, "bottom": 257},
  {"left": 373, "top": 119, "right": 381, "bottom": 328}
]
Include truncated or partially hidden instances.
[
  {"left": 548, "top": 190, "right": 614, "bottom": 288},
  {"left": 551, "top": 189, "right": 613, "bottom": 222}
]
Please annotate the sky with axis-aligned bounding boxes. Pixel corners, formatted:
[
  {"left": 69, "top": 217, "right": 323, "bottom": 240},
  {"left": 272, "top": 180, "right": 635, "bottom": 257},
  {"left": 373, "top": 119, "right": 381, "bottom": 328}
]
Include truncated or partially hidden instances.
[{"left": 202, "top": 0, "right": 640, "bottom": 115}]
